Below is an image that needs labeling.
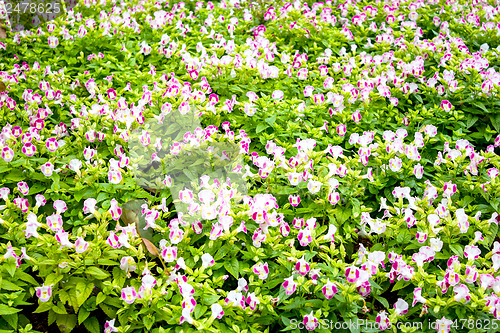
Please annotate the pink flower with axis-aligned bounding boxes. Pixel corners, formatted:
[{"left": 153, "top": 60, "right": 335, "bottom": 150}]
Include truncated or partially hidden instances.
[
  {"left": 297, "top": 227, "right": 312, "bottom": 246},
  {"left": 107, "top": 231, "right": 120, "bottom": 248},
  {"left": 435, "top": 317, "right": 453, "bottom": 333},
  {"left": 352, "top": 110, "right": 361, "bottom": 123},
  {"left": 210, "top": 223, "right": 223, "bottom": 240},
  {"left": 107, "top": 88, "right": 117, "bottom": 100},
  {"left": 464, "top": 265, "right": 478, "bottom": 283},
  {"left": 75, "top": 237, "right": 89, "bottom": 253},
  {"left": 211, "top": 303, "right": 224, "bottom": 319},
  {"left": 336, "top": 124, "right": 347, "bottom": 136},
  {"left": 444, "top": 269, "right": 459, "bottom": 287},
  {"left": 345, "top": 266, "right": 360, "bottom": 283},
  {"left": 55, "top": 230, "right": 73, "bottom": 249},
  {"left": 25, "top": 213, "right": 41, "bottom": 238},
  {"left": 107, "top": 170, "right": 122, "bottom": 184},
  {"left": 35, "top": 194, "right": 46, "bottom": 207},
  {"left": 17, "top": 182, "right": 29, "bottom": 195},
  {"left": 313, "top": 93, "right": 324, "bottom": 105},
  {"left": 48, "top": 36, "right": 59, "bottom": 48},
  {"left": 322, "top": 279, "right": 338, "bottom": 299},
  {"left": 280, "top": 222, "right": 290, "bottom": 237},
  {"left": 324, "top": 224, "right": 337, "bottom": 243},
  {"left": 142, "top": 274, "right": 156, "bottom": 290},
  {"left": 45, "top": 137, "right": 59, "bottom": 152},
  {"left": 83, "top": 198, "right": 97, "bottom": 215},
  {"left": 319, "top": 65, "right": 328, "bottom": 76},
  {"left": 201, "top": 253, "right": 215, "bottom": 267},
  {"left": 272, "top": 90, "right": 284, "bottom": 100},
  {"left": 375, "top": 311, "right": 390, "bottom": 331},
  {"left": 53, "top": 200, "right": 67, "bottom": 214},
  {"left": 245, "top": 292, "right": 260, "bottom": 310},
  {"left": 413, "top": 163, "right": 424, "bottom": 179},
  {"left": 162, "top": 246, "right": 178, "bottom": 262},
  {"left": 441, "top": 100, "right": 452, "bottom": 112},
  {"left": 453, "top": 284, "right": 470, "bottom": 302},
  {"left": 104, "top": 319, "right": 118, "bottom": 333},
  {"left": 416, "top": 231, "right": 427, "bottom": 243},
  {"left": 328, "top": 192, "right": 340, "bottom": 205},
  {"left": 169, "top": 228, "right": 184, "bottom": 244},
  {"left": 282, "top": 276, "right": 297, "bottom": 295},
  {"left": 192, "top": 220, "right": 203, "bottom": 234},
  {"left": 22, "top": 143, "right": 36, "bottom": 156},
  {"left": 357, "top": 281, "right": 371, "bottom": 297},
  {"left": 36, "top": 284, "right": 52, "bottom": 302},
  {"left": 109, "top": 199, "right": 122, "bottom": 220},
  {"left": 388, "top": 157, "right": 402, "bottom": 172},
  {"left": 41, "top": 162, "right": 55, "bottom": 177},
  {"left": 295, "top": 257, "right": 310, "bottom": 276},
  {"left": 412, "top": 288, "right": 426, "bottom": 306},
  {"left": 182, "top": 297, "right": 197, "bottom": 313},
  {"left": 464, "top": 245, "right": 481, "bottom": 260},
  {"left": 46, "top": 213, "right": 63, "bottom": 232},
  {"left": 394, "top": 298, "right": 408, "bottom": 315},
  {"left": 252, "top": 262, "right": 269, "bottom": 280},
  {"left": 297, "top": 68, "right": 308, "bottom": 80},
  {"left": 121, "top": 286, "right": 137, "bottom": 304},
  {"left": 1, "top": 147, "right": 14, "bottom": 162},
  {"left": 289, "top": 194, "right": 300, "bottom": 207},
  {"left": 303, "top": 311, "right": 318, "bottom": 331},
  {"left": 179, "top": 188, "right": 194, "bottom": 203},
  {"left": 120, "top": 256, "right": 136, "bottom": 274}
]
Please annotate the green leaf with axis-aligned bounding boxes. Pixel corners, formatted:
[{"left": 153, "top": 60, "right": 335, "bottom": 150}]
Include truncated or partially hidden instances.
[
  {"left": 3, "top": 313, "right": 17, "bottom": 329},
  {"left": 392, "top": 279, "right": 410, "bottom": 292},
  {"left": 256, "top": 123, "right": 269, "bottom": 133},
  {"left": 1, "top": 280, "right": 22, "bottom": 291},
  {"left": 15, "top": 270, "right": 38, "bottom": 285},
  {"left": 96, "top": 292, "right": 106, "bottom": 306},
  {"left": 265, "top": 115, "right": 277, "bottom": 126},
  {"left": 3, "top": 260, "right": 16, "bottom": 278},
  {"left": 351, "top": 198, "right": 361, "bottom": 218},
  {"left": 473, "top": 102, "right": 489, "bottom": 113},
  {"left": 200, "top": 294, "right": 220, "bottom": 306},
  {"left": 5, "top": 170, "right": 24, "bottom": 181},
  {"left": 374, "top": 295, "right": 389, "bottom": 309},
  {"left": 78, "top": 307, "right": 90, "bottom": 325},
  {"left": 33, "top": 302, "right": 52, "bottom": 313},
  {"left": 485, "top": 223, "right": 499, "bottom": 247},
  {"left": 29, "top": 182, "right": 47, "bottom": 195},
  {"left": 74, "top": 187, "right": 97, "bottom": 202},
  {"left": 143, "top": 316, "right": 155, "bottom": 330},
  {"left": 99, "top": 303, "right": 117, "bottom": 318},
  {"left": 45, "top": 273, "right": 64, "bottom": 286},
  {"left": 86, "top": 267, "right": 110, "bottom": 280},
  {"left": 491, "top": 114, "right": 500, "bottom": 133},
  {"left": 83, "top": 317, "right": 100, "bottom": 333},
  {"left": 0, "top": 304, "right": 21, "bottom": 315},
  {"left": 75, "top": 282, "right": 93, "bottom": 308},
  {"left": 56, "top": 314, "right": 77, "bottom": 333},
  {"left": 450, "top": 243, "right": 464, "bottom": 258},
  {"left": 214, "top": 246, "right": 230, "bottom": 261},
  {"left": 194, "top": 304, "right": 207, "bottom": 319},
  {"left": 224, "top": 257, "right": 239, "bottom": 279},
  {"left": 466, "top": 116, "right": 479, "bottom": 129},
  {"left": 52, "top": 302, "right": 68, "bottom": 315}
]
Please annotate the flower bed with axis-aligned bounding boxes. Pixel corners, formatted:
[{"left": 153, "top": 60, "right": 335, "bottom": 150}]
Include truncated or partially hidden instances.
[{"left": 1, "top": 0, "right": 500, "bottom": 332}]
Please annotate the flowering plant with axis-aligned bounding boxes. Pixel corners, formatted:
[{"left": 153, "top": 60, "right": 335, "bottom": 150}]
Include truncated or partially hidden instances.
[{"left": 1, "top": 0, "right": 500, "bottom": 332}]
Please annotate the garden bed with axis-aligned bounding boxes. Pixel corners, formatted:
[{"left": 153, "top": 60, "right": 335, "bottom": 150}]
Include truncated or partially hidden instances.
[{"left": 1, "top": 0, "right": 500, "bottom": 332}]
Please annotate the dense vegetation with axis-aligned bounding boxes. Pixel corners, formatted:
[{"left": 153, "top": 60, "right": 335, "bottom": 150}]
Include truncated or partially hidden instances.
[{"left": 1, "top": 0, "right": 500, "bottom": 332}]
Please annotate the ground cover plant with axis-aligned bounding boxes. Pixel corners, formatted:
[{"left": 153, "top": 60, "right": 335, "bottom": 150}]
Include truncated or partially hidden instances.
[{"left": 1, "top": 0, "right": 500, "bottom": 332}]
